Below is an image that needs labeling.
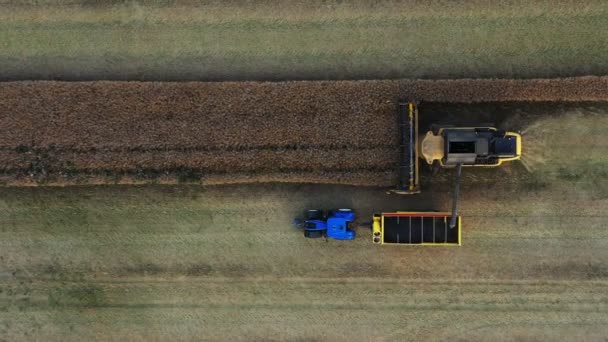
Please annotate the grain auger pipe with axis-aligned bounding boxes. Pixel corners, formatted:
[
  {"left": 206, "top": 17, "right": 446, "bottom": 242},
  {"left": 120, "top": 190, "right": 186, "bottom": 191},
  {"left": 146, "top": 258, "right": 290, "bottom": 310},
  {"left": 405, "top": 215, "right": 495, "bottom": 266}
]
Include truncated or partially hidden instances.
[{"left": 450, "top": 163, "right": 463, "bottom": 229}]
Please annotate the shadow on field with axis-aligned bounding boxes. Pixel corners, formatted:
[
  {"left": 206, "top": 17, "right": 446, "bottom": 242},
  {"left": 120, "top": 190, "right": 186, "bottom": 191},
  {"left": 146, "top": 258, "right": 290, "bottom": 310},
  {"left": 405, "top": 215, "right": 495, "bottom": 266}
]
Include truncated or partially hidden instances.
[
  {"left": 3, "top": 57, "right": 608, "bottom": 82},
  {"left": 419, "top": 101, "right": 608, "bottom": 131}
]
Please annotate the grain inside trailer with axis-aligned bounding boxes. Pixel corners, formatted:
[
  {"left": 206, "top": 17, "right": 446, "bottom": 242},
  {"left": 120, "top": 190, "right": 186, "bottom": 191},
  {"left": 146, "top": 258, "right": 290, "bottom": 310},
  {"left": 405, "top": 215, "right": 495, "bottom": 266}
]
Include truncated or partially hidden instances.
[{"left": 372, "top": 212, "right": 462, "bottom": 246}]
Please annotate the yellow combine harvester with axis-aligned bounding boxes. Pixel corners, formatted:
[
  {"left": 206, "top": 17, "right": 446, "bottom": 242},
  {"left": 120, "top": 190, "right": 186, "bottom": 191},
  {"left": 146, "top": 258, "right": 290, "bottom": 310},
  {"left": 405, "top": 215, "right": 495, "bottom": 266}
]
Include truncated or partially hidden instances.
[
  {"left": 382, "top": 102, "right": 523, "bottom": 240},
  {"left": 421, "top": 126, "right": 522, "bottom": 167},
  {"left": 392, "top": 103, "right": 522, "bottom": 194}
]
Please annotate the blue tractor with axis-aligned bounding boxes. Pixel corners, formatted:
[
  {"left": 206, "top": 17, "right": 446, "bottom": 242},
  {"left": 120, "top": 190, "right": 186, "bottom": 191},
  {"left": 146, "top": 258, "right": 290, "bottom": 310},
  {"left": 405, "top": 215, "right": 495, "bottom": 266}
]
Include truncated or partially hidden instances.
[{"left": 293, "top": 209, "right": 356, "bottom": 240}]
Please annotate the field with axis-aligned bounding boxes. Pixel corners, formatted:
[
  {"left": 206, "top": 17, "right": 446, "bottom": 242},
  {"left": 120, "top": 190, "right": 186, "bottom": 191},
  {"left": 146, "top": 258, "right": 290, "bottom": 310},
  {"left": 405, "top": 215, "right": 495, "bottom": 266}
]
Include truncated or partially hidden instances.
[
  {"left": 2, "top": 178, "right": 608, "bottom": 340},
  {"left": 1, "top": 101, "right": 607, "bottom": 340},
  {"left": 2, "top": 1, "right": 608, "bottom": 341}
]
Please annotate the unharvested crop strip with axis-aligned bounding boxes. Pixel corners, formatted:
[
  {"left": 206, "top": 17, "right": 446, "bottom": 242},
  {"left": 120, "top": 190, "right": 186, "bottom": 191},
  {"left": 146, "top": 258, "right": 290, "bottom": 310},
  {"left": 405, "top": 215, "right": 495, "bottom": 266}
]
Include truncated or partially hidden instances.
[
  {"left": 1, "top": 76, "right": 606, "bottom": 186},
  {"left": 0, "top": 170, "right": 396, "bottom": 187},
  {"left": 1, "top": 148, "right": 396, "bottom": 172},
  {"left": 0, "top": 143, "right": 394, "bottom": 154}
]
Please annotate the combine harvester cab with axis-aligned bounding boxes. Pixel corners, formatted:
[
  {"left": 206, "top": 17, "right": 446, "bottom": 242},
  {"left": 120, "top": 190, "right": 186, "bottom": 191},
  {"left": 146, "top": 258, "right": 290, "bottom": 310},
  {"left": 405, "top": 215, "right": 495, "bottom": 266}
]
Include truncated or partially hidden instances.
[
  {"left": 372, "top": 212, "right": 461, "bottom": 246},
  {"left": 421, "top": 127, "right": 522, "bottom": 167}
]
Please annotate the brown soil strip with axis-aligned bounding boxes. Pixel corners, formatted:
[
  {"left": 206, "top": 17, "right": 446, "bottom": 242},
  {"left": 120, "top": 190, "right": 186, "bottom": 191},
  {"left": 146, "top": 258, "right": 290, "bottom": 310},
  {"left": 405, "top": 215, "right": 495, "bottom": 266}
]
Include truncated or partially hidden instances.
[{"left": 0, "top": 76, "right": 606, "bottom": 186}]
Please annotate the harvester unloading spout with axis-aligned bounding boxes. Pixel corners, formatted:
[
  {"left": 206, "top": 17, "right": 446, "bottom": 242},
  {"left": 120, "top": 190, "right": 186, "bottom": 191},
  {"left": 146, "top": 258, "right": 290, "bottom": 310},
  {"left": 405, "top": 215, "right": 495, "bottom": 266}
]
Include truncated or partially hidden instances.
[{"left": 450, "top": 163, "right": 463, "bottom": 229}]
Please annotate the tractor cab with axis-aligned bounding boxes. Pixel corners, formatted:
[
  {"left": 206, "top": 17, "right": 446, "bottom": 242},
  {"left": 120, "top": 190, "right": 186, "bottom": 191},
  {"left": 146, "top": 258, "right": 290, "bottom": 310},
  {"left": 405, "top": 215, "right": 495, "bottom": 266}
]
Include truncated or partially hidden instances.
[
  {"left": 294, "top": 209, "right": 356, "bottom": 240},
  {"left": 326, "top": 210, "right": 356, "bottom": 240}
]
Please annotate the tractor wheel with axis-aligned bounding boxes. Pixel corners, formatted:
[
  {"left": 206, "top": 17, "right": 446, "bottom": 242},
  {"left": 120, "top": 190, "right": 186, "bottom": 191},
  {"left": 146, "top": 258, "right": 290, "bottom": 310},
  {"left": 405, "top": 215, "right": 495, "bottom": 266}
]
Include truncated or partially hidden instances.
[
  {"left": 305, "top": 209, "right": 323, "bottom": 220},
  {"left": 328, "top": 208, "right": 352, "bottom": 216},
  {"left": 304, "top": 230, "right": 324, "bottom": 239}
]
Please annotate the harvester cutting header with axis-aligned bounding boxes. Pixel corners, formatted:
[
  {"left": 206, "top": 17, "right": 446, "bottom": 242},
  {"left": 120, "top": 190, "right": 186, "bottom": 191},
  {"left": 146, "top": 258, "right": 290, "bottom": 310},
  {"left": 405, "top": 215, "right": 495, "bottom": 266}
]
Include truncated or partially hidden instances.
[{"left": 294, "top": 101, "right": 522, "bottom": 246}]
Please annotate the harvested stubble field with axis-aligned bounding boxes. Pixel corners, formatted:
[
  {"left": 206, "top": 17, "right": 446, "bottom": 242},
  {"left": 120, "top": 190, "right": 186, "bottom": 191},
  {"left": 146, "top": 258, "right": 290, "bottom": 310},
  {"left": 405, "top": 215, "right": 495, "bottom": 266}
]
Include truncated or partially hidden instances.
[
  {"left": 1, "top": 76, "right": 608, "bottom": 186},
  {"left": 1, "top": 179, "right": 608, "bottom": 340},
  {"left": 2, "top": 0, "right": 608, "bottom": 81}
]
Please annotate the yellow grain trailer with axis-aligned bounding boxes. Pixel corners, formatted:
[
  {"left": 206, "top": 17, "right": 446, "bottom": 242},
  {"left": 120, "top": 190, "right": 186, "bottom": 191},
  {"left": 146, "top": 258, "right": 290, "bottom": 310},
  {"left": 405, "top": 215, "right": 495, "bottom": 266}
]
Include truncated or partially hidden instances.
[{"left": 372, "top": 212, "right": 461, "bottom": 246}]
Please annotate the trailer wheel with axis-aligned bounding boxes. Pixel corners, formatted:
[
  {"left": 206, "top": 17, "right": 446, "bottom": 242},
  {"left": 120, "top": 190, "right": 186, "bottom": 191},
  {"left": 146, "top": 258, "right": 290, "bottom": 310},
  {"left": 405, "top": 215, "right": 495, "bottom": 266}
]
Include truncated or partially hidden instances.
[
  {"left": 304, "top": 230, "right": 324, "bottom": 239},
  {"left": 305, "top": 209, "right": 323, "bottom": 220}
]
